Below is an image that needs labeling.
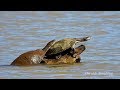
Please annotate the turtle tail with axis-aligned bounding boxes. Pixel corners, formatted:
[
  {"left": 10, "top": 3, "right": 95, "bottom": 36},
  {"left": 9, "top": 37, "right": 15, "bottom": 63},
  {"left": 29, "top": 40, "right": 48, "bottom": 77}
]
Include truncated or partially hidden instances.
[
  {"left": 42, "top": 39, "right": 56, "bottom": 53},
  {"left": 74, "top": 36, "right": 91, "bottom": 42}
]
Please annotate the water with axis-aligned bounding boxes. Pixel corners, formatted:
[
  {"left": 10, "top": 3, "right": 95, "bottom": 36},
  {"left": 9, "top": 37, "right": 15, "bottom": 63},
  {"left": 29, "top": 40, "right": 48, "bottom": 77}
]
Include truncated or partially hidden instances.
[{"left": 0, "top": 11, "right": 120, "bottom": 79}]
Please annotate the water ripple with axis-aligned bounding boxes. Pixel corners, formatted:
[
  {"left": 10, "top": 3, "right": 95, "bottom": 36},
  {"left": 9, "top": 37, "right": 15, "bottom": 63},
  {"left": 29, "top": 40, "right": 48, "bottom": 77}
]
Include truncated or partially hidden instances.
[{"left": 0, "top": 11, "right": 120, "bottom": 79}]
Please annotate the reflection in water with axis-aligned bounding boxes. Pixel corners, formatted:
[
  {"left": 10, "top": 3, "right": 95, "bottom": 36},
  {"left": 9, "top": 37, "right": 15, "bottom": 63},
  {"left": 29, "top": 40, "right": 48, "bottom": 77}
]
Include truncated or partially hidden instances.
[{"left": 0, "top": 11, "right": 120, "bottom": 79}]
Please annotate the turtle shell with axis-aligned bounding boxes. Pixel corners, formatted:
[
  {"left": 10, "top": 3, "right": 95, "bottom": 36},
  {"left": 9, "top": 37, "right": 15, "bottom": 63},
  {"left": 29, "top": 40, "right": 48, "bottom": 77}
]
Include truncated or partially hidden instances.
[
  {"left": 45, "top": 38, "right": 76, "bottom": 56},
  {"left": 45, "top": 36, "right": 91, "bottom": 56}
]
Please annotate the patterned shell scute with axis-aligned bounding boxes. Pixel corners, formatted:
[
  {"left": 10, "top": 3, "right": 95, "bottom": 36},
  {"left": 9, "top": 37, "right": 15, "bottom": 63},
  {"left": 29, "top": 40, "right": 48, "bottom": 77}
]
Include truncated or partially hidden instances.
[{"left": 46, "top": 38, "right": 75, "bottom": 55}]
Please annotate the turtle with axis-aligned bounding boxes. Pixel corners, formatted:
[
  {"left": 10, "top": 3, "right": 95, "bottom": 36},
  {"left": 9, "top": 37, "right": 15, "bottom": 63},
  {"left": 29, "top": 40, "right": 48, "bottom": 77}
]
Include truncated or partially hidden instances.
[
  {"left": 10, "top": 39, "right": 56, "bottom": 66},
  {"left": 45, "top": 36, "right": 90, "bottom": 59}
]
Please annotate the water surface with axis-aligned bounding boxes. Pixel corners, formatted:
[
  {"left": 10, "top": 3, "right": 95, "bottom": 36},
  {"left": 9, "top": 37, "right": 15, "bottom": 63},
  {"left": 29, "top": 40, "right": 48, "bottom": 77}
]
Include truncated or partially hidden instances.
[{"left": 0, "top": 11, "right": 120, "bottom": 79}]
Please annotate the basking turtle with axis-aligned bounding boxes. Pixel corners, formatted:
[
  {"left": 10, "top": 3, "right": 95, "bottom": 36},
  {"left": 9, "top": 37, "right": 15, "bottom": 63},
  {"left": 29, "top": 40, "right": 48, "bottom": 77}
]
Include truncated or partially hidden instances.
[
  {"left": 11, "top": 40, "right": 56, "bottom": 66},
  {"left": 45, "top": 36, "right": 90, "bottom": 59}
]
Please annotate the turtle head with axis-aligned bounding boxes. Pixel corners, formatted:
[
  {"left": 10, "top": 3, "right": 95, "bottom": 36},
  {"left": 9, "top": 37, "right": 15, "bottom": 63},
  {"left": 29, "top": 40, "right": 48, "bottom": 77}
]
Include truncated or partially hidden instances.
[
  {"left": 74, "top": 36, "right": 91, "bottom": 42},
  {"left": 72, "top": 36, "right": 90, "bottom": 49}
]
